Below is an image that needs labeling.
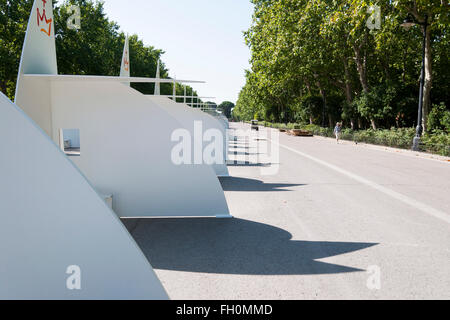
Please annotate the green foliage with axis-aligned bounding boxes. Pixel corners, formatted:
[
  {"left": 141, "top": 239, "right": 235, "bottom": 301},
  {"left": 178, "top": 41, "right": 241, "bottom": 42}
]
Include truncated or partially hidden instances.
[
  {"left": 359, "top": 128, "right": 415, "bottom": 149},
  {"left": 427, "top": 103, "right": 450, "bottom": 133},
  {"left": 0, "top": 0, "right": 33, "bottom": 100},
  {"left": 238, "top": 0, "right": 450, "bottom": 132},
  {"left": 301, "top": 124, "right": 334, "bottom": 137},
  {"left": 271, "top": 123, "right": 281, "bottom": 129},
  {"left": 341, "top": 101, "right": 358, "bottom": 124},
  {"left": 326, "top": 93, "right": 345, "bottom": 123},
  {"left": 273, "top": 120, "right": 450, "bottom": 155},
  {"left": 300, "top": 94, "right": 323, "bottom": 124},
  {"left": 422, "top": 131, "right": 450, "bottom": 156},
  {"left": 0, "top": 0, "right": 198, "bottom": 100},
  {"left": 353, "top": 85, "right": 396, "bottom": 128},
  {"left": 218, "top": 101, "right": 235, "bottom": 119}
]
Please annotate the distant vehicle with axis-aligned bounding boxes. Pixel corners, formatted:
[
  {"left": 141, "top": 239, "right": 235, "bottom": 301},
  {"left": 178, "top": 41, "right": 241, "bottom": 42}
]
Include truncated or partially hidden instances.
[{"left": 251, "top": 120, "right": 259, "bottom": 131}]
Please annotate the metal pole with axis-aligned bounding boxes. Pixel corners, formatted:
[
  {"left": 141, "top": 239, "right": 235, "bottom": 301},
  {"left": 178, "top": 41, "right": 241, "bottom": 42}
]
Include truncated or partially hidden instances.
[
  {"left": 412, "top": 15, "right": 428, "bottom": 151},
  {"left": 154, "top": 60, "right": 160, "bottom": 95},
  {"left": 173, "top": 78, "right": 176, "bottom": 102}
]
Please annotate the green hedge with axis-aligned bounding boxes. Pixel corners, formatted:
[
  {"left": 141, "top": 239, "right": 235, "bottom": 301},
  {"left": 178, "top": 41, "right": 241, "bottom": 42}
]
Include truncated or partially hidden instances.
[
  {"left": 422, "top": 131, "right": 450, "bottom": 156},
  {"left": 260, "top": 123, "right": 450, "bottom": 156}
]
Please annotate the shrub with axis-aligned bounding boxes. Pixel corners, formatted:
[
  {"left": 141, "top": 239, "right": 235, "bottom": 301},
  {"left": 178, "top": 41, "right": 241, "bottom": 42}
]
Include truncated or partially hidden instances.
[
  {"left": 286, "top": 123, "right": 296, "bottom": 130},
  {"left": 256, "top": 120, "right": 449, "bottom": 156},
  {"left": 341, "top": 128, "right": 354, "bottom": 141},
  {"left": 427, "top": 103, "right": 450, "bottom": 133},
  {"left": 354, "top": 85, "right": 396, "bottom": 128},
  {"left": 299, "top": 94, "right": 323, "bottom": 124},
  {"left": 302, "top": 124, "right": 321, "bottom": 133},
  {"left": 422, "top": 131, "right": 450, "bottom": 156},
  {"left": 272, "top": 123, "right": 288, "bottom": 129}
]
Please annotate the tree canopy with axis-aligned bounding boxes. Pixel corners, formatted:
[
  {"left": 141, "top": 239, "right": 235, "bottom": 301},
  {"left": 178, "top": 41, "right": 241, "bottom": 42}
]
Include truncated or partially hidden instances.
[
  {"left": 0, "top": 0, "right": 202, "bottom": 101},
  {"left": 218, "top": 101, "right": 235, "bottom": 118},
  {"left": 234, "top": 0, "right": 449, "bottom": 132}
]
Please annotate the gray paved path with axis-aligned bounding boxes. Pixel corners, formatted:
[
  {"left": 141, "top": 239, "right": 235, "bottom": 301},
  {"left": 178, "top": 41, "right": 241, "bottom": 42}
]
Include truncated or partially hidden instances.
[{"left": 124, "top": 122, "right": 450, "bottom": 300}]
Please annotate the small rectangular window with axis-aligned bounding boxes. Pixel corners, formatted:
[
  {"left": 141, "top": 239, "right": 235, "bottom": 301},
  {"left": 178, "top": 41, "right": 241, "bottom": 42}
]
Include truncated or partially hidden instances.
[{"left": 59, "top": 129, "right": 80, "bottom": 156}]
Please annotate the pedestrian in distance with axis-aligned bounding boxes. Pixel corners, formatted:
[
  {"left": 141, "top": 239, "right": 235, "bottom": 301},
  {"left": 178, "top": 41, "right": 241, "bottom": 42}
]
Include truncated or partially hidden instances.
[{"left": 334, "top": 122, "right": 342, "bottom": 144}]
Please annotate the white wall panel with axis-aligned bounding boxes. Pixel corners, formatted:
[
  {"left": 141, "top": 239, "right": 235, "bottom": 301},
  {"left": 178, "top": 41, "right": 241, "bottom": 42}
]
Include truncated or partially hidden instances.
[{"left": 0, "top": 92, "right": 168, "bottom": 299}]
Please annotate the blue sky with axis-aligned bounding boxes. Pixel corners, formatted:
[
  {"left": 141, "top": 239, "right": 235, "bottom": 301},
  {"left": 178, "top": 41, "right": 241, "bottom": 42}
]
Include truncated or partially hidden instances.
[{"left": 102, "top": 0, "right": 254, "bottom": 104}]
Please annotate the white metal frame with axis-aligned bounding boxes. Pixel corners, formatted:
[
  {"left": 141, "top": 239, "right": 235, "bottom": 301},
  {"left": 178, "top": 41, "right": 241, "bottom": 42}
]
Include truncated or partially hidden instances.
[{"left": 14, "top": 0, "right": 230, "bottom": 218}]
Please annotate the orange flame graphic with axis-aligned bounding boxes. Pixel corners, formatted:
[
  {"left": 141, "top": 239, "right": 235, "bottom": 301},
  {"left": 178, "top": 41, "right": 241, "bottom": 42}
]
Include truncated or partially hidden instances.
[{"left": 37, "top": 8, "right": 52, "bottom": 37}]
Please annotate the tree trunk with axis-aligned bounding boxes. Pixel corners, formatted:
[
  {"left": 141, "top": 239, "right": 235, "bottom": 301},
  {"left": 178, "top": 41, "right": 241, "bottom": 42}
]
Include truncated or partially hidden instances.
[
  {"left": 305, "top": 80, "right": 311, "bottom": 93},
  {"left": 353, "top": 44, "right": 369, "bottom": 93},
  {"left": 314, "top": 75, "right": 327, "bottom": 127},
  {"left": 422, "top": 25, "right": 432, "bottom": 133},
  {"left": 343, "top": 57, "right": 353, "bottom": 103},
  {"left": 407, "top": 4, "right": 436, "bottom": 133},
  {"left": 354, "top": 44, "right": 376, "bottom": 128},
  {"left": 343, "top": 57, "right": 355, "bottom": 130}
]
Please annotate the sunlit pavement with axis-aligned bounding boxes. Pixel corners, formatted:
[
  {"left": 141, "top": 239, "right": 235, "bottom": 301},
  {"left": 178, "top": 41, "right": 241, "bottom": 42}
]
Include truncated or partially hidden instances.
[{"left": 124, "top": 122, "right": 450, "bottom": 300}]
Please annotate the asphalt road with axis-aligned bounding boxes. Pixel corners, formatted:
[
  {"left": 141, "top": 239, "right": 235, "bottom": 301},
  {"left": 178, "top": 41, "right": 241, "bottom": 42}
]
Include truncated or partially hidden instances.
[{"left": 124, "top": 122, "right": 450, "bottom": 300}]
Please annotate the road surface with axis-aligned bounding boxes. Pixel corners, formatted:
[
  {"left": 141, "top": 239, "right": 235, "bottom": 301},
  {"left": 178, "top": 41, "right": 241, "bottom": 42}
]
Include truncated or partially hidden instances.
[{"left": 124, "top": 122, "right": 450, "bottom": 300}]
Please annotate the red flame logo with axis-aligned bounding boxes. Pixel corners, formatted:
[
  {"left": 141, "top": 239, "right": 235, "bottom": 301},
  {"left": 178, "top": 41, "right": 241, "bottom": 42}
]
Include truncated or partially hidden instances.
[
  {"left": 124, "top": 51, "right": 129, "bottom": 71},
  {"left": 37, "top": 1, "right": 52, "bottom": 37}
]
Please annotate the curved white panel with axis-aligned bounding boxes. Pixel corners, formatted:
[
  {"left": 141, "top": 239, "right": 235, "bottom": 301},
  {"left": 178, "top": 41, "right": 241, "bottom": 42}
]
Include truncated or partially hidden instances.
[
  {"left": 190, "top": 108, "right": 230, "bottom": 177},
  {"left": 119, "top": 38, "right": 227, "bottom": 177},
  {"left": 150, "top": 96, "right": 230, "bottom": 177},
  {"left": 49, "top": 81, "right": 230, "bottom": 218},
  {"left": 14, "top": 0, "right": 229, "bottom": 218},
  {"left": 0, "top": 92, "right": 168, "bottom": 300}
]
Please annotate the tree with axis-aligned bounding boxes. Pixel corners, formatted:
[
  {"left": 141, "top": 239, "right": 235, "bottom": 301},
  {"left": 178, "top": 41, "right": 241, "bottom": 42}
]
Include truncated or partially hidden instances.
[
  {"left": 0, "top": 0, "right": 199, "bottom": 101},
  {"left": 237, "top": 0, "right": 449, "bottom": 132},
  {"left": 218, "top": 101, "right": 235, "bottom": 118},
  {"left": 427, "top": 102, "right": 450, "bottom": 133},
  {"left": 393, "top": 0, "right": 450, "bottom": 132},
  {"left": 0, "top": 0, "right": 33, "bottom": 99}
]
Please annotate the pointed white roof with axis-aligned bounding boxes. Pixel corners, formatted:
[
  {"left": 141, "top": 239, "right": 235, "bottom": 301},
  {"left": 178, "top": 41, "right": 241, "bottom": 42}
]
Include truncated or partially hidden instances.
[
  {"left": 155, "top": 60, "right": 161, "bottom": 95},
  {"left": 120, "top": 35, "right": 130, "bottom": 78}
]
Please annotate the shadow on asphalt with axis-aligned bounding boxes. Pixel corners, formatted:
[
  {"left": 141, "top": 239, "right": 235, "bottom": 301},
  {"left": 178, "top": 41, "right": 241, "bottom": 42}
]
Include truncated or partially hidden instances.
[
  {"left": 228, "top": 151, "right": 260, "bottom": 156},
  {"left": 219, "top": 177, "right": 303, "bottom": 192},
  {"left": 124, "top": 218, "right": 377, "bottom": 275},
  {"left": 226, "top": 162, "right": 272, "bottom": 167}
]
